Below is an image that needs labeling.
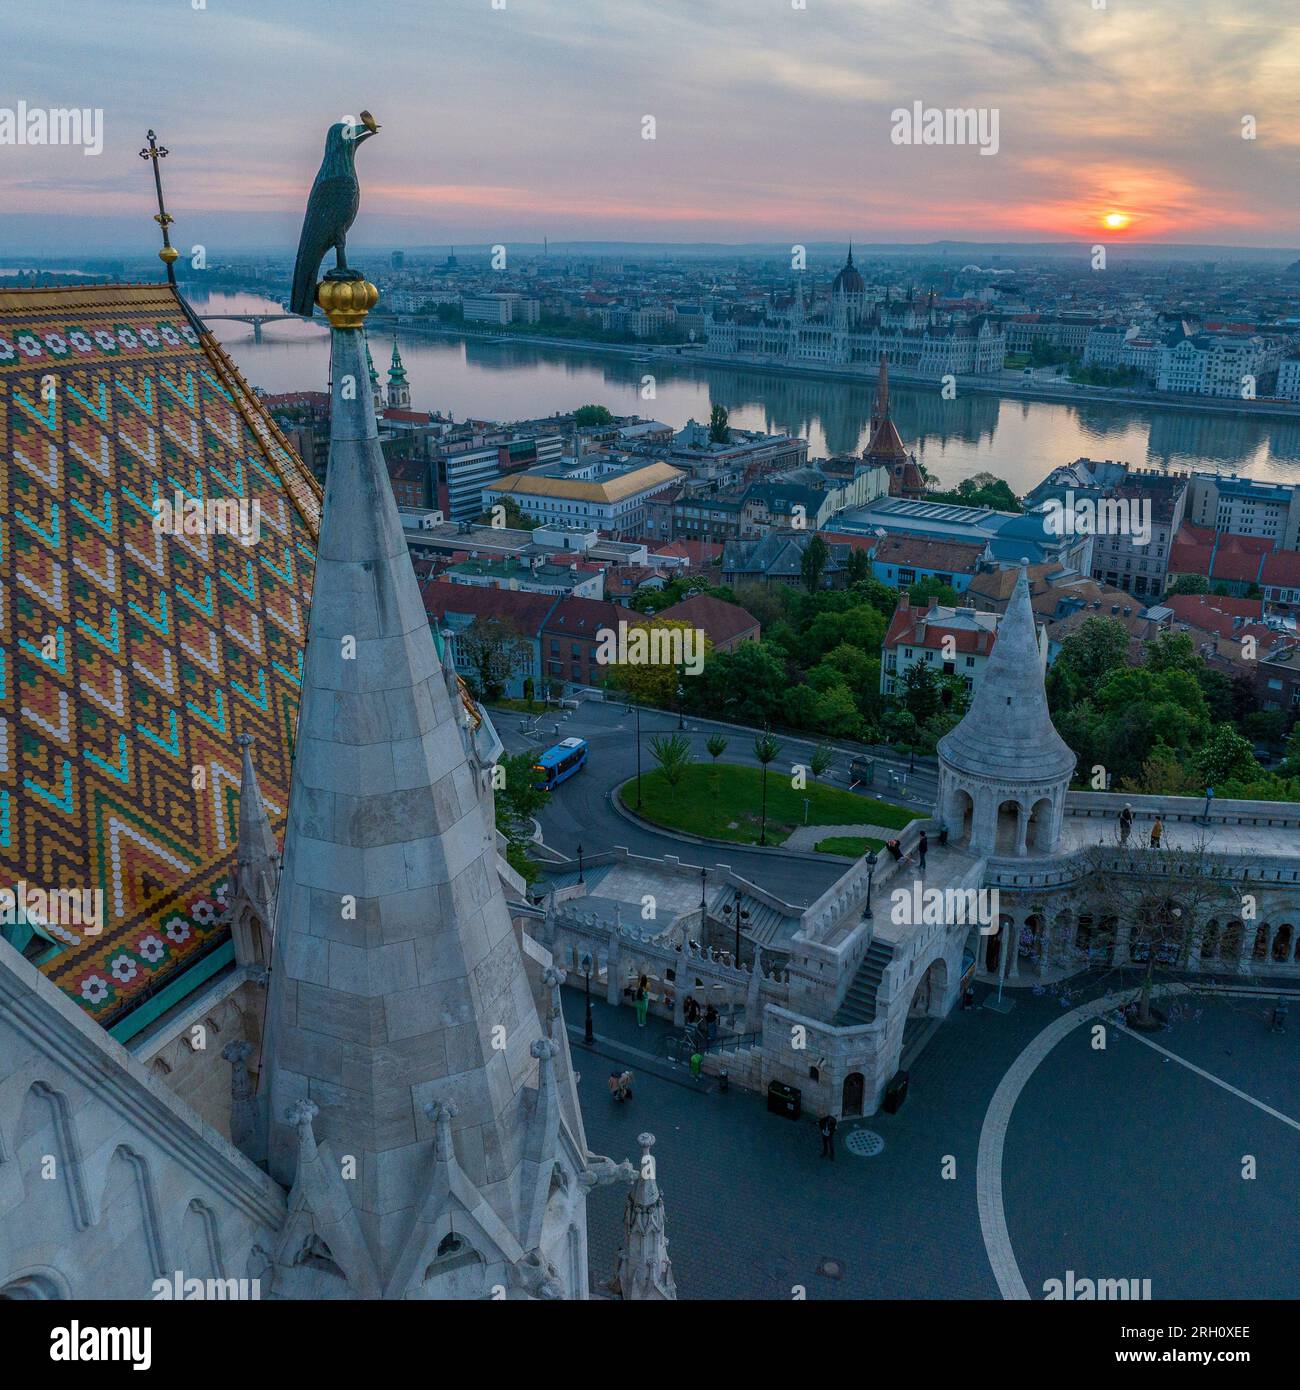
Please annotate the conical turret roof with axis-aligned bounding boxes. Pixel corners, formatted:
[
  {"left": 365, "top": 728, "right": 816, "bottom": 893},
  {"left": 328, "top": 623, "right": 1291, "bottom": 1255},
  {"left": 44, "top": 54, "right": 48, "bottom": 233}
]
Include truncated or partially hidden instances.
[{"left": 937, "top": 563, "right": 1076, "bottom": 782}]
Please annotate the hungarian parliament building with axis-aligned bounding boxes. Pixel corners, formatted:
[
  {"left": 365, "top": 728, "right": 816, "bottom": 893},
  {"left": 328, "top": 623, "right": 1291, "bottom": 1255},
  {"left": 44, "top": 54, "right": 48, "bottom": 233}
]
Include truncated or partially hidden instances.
[{"left": 704, "top": 248, "right": 1007, "bottom": 377}]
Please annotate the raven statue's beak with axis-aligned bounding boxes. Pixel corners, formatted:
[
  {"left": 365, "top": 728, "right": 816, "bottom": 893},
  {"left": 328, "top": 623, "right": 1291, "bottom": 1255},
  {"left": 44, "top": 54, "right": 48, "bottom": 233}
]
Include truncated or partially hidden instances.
[{"left": 359, "top": 110, "right": 381, "bottom": 138}]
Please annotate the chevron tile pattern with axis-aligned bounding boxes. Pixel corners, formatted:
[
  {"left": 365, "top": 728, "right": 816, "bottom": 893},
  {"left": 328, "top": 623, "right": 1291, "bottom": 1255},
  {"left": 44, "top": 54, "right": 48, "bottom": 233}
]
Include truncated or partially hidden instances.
[{"left": 0, "top": 284, "right": 320, "bottom": 1021}]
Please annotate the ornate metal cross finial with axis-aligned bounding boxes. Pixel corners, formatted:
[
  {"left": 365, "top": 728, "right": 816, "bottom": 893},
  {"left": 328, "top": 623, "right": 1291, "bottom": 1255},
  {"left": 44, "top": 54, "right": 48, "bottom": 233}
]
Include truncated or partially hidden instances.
[{"left": 139, "top": 129, "right": 179, "bottom": 285}]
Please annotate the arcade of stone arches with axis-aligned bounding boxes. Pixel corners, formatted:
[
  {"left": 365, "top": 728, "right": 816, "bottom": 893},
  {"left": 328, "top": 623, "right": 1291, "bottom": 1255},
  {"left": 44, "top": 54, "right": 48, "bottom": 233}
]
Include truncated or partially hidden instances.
[{"left": 977, "top": 902, "right": 1300, "bottom": 980}]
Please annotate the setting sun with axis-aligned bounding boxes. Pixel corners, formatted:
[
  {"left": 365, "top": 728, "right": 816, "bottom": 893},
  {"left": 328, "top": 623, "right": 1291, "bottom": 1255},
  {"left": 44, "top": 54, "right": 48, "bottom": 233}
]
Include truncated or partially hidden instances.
[{"left": 1102, "top": 211, "right": 1131, "bottom": 230}]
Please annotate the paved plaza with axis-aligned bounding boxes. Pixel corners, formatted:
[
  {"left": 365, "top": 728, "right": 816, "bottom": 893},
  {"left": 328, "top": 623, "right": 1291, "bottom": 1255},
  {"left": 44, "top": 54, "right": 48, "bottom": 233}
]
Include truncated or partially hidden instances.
[{"left": 565, "top": 982, "right": 1300, "bottom": 1300}]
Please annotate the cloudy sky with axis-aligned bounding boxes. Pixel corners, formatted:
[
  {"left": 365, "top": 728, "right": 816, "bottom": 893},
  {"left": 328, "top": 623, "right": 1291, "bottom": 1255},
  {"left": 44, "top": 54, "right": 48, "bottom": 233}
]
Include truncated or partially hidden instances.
[{"left": 2, "top": 0, "right": 1298, "bottom": 252}]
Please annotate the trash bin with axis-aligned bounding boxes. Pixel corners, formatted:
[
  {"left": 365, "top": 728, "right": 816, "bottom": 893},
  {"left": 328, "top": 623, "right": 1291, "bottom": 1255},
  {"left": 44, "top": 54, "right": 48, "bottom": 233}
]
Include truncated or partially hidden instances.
[
  {"left": 882, "top": 1070, "right": 909, "bottom": 1114},
  {"left": 767, "top": 1080, "right": 801, "bottom": 1120}
]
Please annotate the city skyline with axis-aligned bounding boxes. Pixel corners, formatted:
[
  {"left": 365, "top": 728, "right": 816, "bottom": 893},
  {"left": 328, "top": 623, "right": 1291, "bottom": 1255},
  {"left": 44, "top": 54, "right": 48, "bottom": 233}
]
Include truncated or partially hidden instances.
[{"left": 3, "top": 0, "right": 1300, "bottom": 253}]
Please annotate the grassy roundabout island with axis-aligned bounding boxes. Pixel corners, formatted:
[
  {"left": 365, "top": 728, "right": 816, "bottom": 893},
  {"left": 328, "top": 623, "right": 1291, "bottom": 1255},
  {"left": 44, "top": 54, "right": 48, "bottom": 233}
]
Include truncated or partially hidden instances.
[{"left": 618, "top": 763, "right": 920, "bottom": 852}]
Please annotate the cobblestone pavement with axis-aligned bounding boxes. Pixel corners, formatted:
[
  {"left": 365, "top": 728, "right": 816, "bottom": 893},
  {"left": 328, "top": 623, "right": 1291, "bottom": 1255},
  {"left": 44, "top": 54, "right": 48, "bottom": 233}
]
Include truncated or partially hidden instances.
[{"left": 565, "top": 980, "right": 1300, "bottom": 1300}]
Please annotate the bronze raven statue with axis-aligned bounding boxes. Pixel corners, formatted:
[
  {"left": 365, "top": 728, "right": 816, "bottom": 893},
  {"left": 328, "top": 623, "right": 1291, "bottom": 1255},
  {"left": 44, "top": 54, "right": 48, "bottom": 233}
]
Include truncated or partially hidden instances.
[{"left": 289, "top": 112, "right": 381, "bottom": 317}]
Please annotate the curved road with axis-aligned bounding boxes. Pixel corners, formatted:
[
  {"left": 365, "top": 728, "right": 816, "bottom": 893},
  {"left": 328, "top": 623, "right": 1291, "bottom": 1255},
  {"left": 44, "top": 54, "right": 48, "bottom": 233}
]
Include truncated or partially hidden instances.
[{"left": 494, "top": 699, "right": 933, "bottom": 907}]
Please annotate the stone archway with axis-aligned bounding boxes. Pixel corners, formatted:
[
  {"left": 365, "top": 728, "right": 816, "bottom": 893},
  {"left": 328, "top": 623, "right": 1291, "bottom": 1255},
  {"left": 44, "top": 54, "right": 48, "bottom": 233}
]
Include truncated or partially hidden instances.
[
  {"left": 950, "top": 788, "right": 975, "bottom": 846},
  {"left": 842, "top": 1072, "right": 865, "bottom": 1117},
  {"left": 911, "top": 954, "right": 949, "bottom": 1016},
  {"left": 1026, "top": 796, "right": 1054, "bottom": 852},
  {"left": 995, "top": 800, "right": 1022, "bottom": 855},
  {"left": 1020, "top": 913, "right": 1047, "bottom": 972}
]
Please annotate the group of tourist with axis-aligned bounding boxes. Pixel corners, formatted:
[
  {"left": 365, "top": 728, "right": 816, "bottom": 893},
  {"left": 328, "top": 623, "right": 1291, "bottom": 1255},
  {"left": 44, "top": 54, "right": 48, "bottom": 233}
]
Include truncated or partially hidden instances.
[
  {"left": 1118, "top": 804, "right": 1163, "bottom": 848},
  {"left": 607, "top": 1069, "right": 635, "bottom": 1102}
]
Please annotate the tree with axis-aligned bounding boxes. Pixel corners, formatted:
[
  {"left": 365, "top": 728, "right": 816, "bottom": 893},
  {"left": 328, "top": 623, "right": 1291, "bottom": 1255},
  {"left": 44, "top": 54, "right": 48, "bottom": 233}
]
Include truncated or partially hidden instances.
[
  {"left": 1051, "top": 617, "right": 1131, "bottom": 698},
  {"left": 573, "top": 404, "right": 614, "bottom": 427},
  {"left": 809, "top": 743, "right": 834, "bottom": 779},
  {"left": 694, "top": 641, "right": 786, "bottom": 724},
  {"left": 456, "top": 617, "right": 533, "bottom": 700},
  {"left": 845, "top": 548, "right": 872, "bottom": 585},
  {"left": 705, "top": 733, "right": 728, "bottom": 796},
  {"left": 753, "top": 730, "right": 781, "bottom": 846},
  {"left": 850, "top": 575, "right": 909, "bottom": 619},
  {"left": 907, "top": 577, "right": 960, "bottom": 609},
  {"left": 648, "top": 732, "right": 692, "bottom": 790},
  {"left": 605, "top": 619, "right": 709, "bottom": 707},
  {"left": 493, "top": 751, "right": 548, "bottom": 885},
  {"left": 800, "top": 533, "right": 829, "bottom": 594},
  {"left": 924, "top": 474, "right": 1022, "bottom": 512},
  {"left": 1117, "top": 751, "right": 1201, "bottom": 797},
  {"left": 800, "top": 605, "right": 884, "bottom": 665},
  {"left": 476, "top": 495, "right": 540, "bottom": 531},
  {"left": 814, "top": 685, "right": 862, "bottom": 737},
  {"left": 708, "top": 403, "right": 730, "bottom": 444},
  {"left": 900, "top": 662, "right": 944, "bottom": 724},
  {"left": 1195, "top": 724, "right": 1259, "bottom": 788},
  {"left": 1165, "top": 572, "right": 1209, "bottom": 596}
]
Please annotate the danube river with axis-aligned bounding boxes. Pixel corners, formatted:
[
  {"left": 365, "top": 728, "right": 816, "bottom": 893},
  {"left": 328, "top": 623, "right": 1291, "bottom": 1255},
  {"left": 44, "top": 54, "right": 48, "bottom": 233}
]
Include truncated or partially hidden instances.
[{"left": 197, "top": 290, "right": 1300, "bottom": 496}]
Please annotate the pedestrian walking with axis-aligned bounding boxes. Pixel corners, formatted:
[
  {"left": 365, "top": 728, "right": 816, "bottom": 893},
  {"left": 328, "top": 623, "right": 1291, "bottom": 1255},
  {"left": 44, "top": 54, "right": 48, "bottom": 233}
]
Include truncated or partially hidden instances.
[
  {"left": 635, "top": 983, "right": 649, "bottom": 1028},
  {"left": 1149, "top": 817, "right": 1163, "bottom": 849},
  {"left": 689, "top": 1051, "right": 703, "bottom": 1079},
  {"left": 609, "top": 1070, "right": 623, "bottom": 1103},
  {"left": 917, "top": 830, "right": 928, "bottom": 873},
  {"left": 704, "top": 1003, "right": 719, "bottom": 1042},
  {"left": 618, "top": 1069, "right": 634, "bottom": 1101},
  {"left": 1119, "top": 803, "right": 1133, "bottom": 845},
  {"left": 819, "top": 1113, "right": 837, "bottom": 1160}
]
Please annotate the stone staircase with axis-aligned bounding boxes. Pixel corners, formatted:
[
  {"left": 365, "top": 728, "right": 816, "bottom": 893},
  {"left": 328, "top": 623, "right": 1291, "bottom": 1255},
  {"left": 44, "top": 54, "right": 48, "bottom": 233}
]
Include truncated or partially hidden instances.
[{"left": 832, "top": 938, "right": 895, "bottom": 1026}]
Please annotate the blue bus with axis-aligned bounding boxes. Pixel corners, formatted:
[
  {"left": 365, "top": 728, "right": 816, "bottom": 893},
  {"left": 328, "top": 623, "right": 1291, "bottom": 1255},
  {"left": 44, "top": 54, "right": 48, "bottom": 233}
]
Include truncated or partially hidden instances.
[{"left": 533, "top": 737, "right": 589, "bottom": 791}]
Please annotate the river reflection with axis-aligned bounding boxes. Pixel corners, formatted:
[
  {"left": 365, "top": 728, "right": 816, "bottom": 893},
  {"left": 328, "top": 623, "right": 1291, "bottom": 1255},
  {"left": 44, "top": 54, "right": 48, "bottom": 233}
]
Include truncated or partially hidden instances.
[{"left": 194, "top": 288, "right": 1300, "bottom": 494}]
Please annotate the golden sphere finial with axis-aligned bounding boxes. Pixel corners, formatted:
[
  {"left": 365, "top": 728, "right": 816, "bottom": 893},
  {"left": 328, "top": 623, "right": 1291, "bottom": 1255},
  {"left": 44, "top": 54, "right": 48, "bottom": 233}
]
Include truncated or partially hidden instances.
[
  {"left": 159, "top": 245, "right": 180, "bottom": 265},
  {"left": 316, "top": 277, "right": 380, "bottom": 329}
]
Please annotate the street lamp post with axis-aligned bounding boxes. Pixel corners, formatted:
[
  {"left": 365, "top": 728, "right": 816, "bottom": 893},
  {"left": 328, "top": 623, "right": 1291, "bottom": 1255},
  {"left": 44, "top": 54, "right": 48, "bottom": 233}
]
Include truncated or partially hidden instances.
[
  {"left": 576, "top": 842, "right": 585, "bottom": 884},
  {"left": 636, "top": 703, "right": 643, "bottom": 809},
  {"left": 677, "top": 681, "right": 685, "bottom": 731},
  {"left": 863, "top": 851, "right": 876, "bottom": 921},
  {"left": 700, "top": 866, "right": 707, "bottom": 909},
  {"left": 580, "top": 951, "right": 593, "bottom": 1045},
  {"left": 723, "top": 901, "right": 750, "bottom": 967}
]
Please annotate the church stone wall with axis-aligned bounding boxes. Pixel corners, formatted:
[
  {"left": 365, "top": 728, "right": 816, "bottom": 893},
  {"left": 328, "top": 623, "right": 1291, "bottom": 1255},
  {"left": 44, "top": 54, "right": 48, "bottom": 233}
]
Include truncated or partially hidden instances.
[{"left": 0, "top": 943, "right": 284, "bottom": 1300}]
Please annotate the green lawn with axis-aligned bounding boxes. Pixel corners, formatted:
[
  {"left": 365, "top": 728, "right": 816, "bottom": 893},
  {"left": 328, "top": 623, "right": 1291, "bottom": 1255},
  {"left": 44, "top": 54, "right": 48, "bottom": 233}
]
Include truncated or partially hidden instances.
[
  {"left": 814, "top": 835, "right": 886, "bottom": 858},
  {"left": 621, "top": 763, "right": 918, "bottom": 847}
]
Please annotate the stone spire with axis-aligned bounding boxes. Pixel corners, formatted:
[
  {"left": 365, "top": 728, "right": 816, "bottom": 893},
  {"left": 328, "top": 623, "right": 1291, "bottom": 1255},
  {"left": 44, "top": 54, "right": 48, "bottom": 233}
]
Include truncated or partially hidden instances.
[
  {"left": 938, "top": 561, "right": 1074, "bottom": 783},
  {"left": 365, "top": 336, "right": 383, "bottom": 412},
  {"left": 260, "top": 289, "right": 580, "bottom": 1297},
  {"left": 228, "top": 733, "right": 280, "bottom": 967},
  {"left": 936, "top": 561, "right": 1076, "bottom": 855},
  {"left": 612, "top": 1133, "right": 676, "bottom": 1300}
]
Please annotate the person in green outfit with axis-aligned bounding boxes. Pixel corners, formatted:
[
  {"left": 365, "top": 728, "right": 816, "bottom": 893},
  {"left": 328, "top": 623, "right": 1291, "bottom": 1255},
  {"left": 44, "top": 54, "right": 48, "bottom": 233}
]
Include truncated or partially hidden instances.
[{"left": 689, "top": 1051, "right": 703, "bottom": 1078}]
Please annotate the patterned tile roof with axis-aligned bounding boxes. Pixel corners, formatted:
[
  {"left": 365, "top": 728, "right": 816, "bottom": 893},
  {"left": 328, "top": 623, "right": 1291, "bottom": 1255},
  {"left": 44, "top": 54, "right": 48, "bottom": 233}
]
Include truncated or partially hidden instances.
[{"left": 0, "top": 282, "right": 322, "bottom": 1025}]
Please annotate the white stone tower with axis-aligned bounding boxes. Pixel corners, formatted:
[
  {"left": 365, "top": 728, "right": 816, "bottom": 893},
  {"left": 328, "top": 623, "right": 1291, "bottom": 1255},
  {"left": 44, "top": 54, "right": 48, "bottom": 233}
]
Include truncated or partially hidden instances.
[
  {"left": 258, "top": 280, "right": 594, "bottom": 1299},
  {"left": 936, "top": 561, "right": 1075, "bottom": 856}
]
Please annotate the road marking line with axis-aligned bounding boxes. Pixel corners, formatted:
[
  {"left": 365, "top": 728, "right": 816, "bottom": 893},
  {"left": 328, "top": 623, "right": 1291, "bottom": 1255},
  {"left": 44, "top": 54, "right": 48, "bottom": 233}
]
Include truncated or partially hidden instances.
[
  {"left": 1113, "top": 1022, "right": 1300, "bottom": 1134},
  {"left": 977, "top": 984, "right": 1299, "bottom": 1301}
]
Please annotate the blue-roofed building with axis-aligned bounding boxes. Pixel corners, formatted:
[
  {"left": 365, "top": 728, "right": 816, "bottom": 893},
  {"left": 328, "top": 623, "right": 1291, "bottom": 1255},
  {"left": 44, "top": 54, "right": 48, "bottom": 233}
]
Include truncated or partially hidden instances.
[{"left": 830, "top": 496, "right": 1093, "bottom": 572}]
